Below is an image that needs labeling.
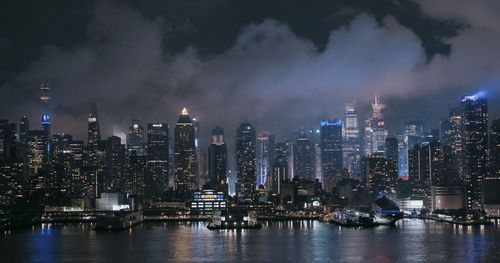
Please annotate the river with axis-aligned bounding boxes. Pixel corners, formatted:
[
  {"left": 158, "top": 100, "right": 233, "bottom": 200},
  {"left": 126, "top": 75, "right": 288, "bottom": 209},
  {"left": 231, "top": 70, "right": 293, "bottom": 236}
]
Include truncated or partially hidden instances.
[{"left": 1, "top": 219, "right": 499, "bottom": 262}]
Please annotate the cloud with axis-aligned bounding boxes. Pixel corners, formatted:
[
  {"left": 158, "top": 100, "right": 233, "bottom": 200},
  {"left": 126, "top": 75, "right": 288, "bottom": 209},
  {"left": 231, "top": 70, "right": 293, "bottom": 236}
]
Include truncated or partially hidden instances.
[{"left": 1, "top": 0, "right": 499, "bottom": 184}]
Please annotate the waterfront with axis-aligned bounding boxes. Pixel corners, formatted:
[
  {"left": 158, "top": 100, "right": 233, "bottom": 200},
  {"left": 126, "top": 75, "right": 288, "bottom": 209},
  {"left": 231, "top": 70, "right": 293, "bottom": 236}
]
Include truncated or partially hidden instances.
[{"left": 1, "top": 219, "right": 500, "bottom": 262}]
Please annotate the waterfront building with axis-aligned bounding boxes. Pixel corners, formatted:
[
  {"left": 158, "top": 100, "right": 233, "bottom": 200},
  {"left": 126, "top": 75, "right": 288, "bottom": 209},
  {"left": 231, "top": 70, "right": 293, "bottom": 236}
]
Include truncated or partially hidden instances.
[{"left": 235, "top": 122, "right": 257, "bottom": 202}]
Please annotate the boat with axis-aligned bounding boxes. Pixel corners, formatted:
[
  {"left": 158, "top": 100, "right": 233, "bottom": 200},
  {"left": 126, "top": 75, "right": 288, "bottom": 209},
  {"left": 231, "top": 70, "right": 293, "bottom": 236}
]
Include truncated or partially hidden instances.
[
  {"left": 371, "top": 196, "right": 404, "bottom": 225},
  {"left": 208, "top": 209, "right": 262, "bottom": 230},
  {"left": 329, "top": 208, "right": 379, "bottom": 227},
  {"left": 95, "top": 211, "right": 143, "bottom": 231}
]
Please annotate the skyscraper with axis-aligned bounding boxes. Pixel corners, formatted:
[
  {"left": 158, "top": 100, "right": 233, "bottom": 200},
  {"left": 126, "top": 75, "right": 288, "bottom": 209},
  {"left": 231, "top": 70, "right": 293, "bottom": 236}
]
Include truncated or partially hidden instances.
[
  {"left": 320, "top": 119, "right": 343, "bottom": 192},
  {"left": 105, "top": 136, "right": 126, "bottom": 191},
  {"left": 174, "top": 108, "right": 197, "bottom": 194},
  {"left": 208, "top": 127, "right": 227, "bottom": 191},
  {"left": 344, "top": 102, "right": 360, "bottom": 139},
  {"left": 19, "top": 115, "right": 29, "bottom": 143},
  {"left": 362, "top": 152, "right": 398, "bottom": 196},
  {"left": 0, "top": 120, "right": 16, "bottom": 162},
  {"left": 398, "top": 120, "right": 424, "bottom": 178},
  {"left": 257, "top": 131, "right": 274, "bottom": 190},
  {"left": 146, "top": 123, "right": 169, "bottom": 198},
  {"left": 491, "top": 119, "right": 500, "bottom": 177},
  {"left": 26, "top": 130, "right": 48, "bottom": 190},
  {"left": 235, "top": 122, "right": 257, "bottom": 202},
  {"left": 192, "top": 117, "right": 206, "bottom": 189},
  {"left": 343, "top": 102, "right": 362, "bottom": 177},
  {"left": 128, "top": 120, "right": 145, "bottom": 156},
  {"left": 440, "top": 106, "right": 465, "bottom": 179},
  {"left": 363, "top": 96, "right": 387, "bottom": 156},
  {"left": 87, "top": 103, "right": 101, "bottom": 166},
  {"left": 294, "top": 135, "right": 313, "bottom": 180},
  {"left": 384, "top": 137, "right": 398, "bottom": 162},
  {"left": 462, "top": 94, "right": 488, "bottom": 211},
  {"left": 272, "top": 142, "right": 289, "bottom": 194}
]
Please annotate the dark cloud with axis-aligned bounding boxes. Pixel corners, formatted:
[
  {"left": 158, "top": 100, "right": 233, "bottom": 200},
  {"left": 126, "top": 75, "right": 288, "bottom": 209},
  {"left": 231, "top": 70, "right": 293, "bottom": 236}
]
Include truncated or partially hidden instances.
[{"left": 1, "top": 0, "right": 499, "bottom": 184}]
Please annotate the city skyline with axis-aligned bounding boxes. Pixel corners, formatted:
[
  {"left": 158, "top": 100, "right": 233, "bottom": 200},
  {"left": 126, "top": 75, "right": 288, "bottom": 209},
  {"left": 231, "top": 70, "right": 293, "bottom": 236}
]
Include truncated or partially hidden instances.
[
  {"left": 1, "top": 1, "right": 500, "bottom": 148},
  {"left": 1, "top": 1, "right": 500, "bottom": 262}
]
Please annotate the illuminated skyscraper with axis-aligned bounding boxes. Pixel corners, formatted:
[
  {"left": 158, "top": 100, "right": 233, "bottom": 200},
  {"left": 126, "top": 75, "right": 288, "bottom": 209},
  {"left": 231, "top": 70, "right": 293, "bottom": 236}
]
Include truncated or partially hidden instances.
[
  {"left": 174, "top": 108, "right": 197, "bottom": 194},
  {"left": 320, "top": 119, "right": 343, "bottom": 192},
  {"left": 363, "top": 96, "right": 387, "bottom": 156},
  {"left": 491, "top": 119, "right": 500, "bottom": 177},
  {"left": 128, "top": 120, "right": 145, "bottom": 156},
  {"left": 462, "top": 94, "right": 488, "bottom": 211},
  {"left": 343, "top": 102, "right": 362, "bottom": 177},
  {"left": 26, "top": 130, "right": 48, "bottom": 190},
  {"left": 146, "top": 123, "right": 169, "bottom": 197},
  {"left": 440, "top": 107, "right": 465, "bottom": 179},
  {"left": 294, "top": 135, "right": 313, "bottom": 180},
  {"left": 398, "top": 121, "right": 424, "bottom": 178},
  {"left": 344, "top": 102, "right": 359, "bottom": 139},
  {"left": 257, "top": 131, "right": 274, "bottom": 190},
  {"left": 104, "top": 136, "right": 126, "bottom": 191},
  {"left": 208, "top": 127, "right": 227, "bottom": 191},
  {"left": 87, "top": 103, "right": 101, "bottom": 166},
  {"left": 272, "top": 142, "right": 289, "bottom": 194},
  {"left": 235, "top": 122, "right": 257, "bottom": 202},
  {"left": 19, "top": 115, "right": 29, "bottom": 143},
  {"left": 362, "top": 152, "right": 397, "bottom": 196},
  {"left": 41, "top": 114, "right": 51, "bottom": 138}
]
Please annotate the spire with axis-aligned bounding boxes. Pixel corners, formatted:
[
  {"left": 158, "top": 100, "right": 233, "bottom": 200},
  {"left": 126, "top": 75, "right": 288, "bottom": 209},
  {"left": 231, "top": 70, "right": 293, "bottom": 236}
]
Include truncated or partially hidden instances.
[{"left": 177, "top": 107, "right": 192, "bottom": 124}]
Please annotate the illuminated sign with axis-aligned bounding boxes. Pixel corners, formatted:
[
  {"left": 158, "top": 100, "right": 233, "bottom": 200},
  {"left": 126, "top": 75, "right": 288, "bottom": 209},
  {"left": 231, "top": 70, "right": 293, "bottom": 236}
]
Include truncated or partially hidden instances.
[
  {"left": 320, "top": 119, "right": 342, "bottom": 127},
  {"left": 152, "top": 124, "right": 162, "bottom": 127},
  {"left": 42, "top": 114, "right": 50, "bottom": 123},
  {"left": 377, "top": 121, "right": 385, "bottom": 127},
  {"left": 88, "top": 117, "right": 97, "bottom": 122}
]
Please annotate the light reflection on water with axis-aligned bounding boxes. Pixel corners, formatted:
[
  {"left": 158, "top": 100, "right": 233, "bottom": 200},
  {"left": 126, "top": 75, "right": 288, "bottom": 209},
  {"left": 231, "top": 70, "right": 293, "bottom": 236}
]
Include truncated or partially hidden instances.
[{"left": 0, "top": 219, "right": 499, "bottom": 262}]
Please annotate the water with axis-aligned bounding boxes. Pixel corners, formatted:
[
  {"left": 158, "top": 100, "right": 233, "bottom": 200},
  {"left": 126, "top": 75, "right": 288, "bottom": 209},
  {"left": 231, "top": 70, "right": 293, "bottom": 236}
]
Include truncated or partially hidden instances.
[{"left": 1, "top": 219, "right": 500, "bottom": 262}]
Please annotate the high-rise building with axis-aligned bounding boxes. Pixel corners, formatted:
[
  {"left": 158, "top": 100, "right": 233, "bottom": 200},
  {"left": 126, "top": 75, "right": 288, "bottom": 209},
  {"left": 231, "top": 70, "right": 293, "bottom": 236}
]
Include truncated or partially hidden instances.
[
  {"left": 26, "top": 130, "right": 48, "bottom": 190},
  {"left": 104, "top": 136, "right": 126, "bottom": 192},
  {"left": 235, "top": 122, "right": 257, "bottom": 202},
  {"left": 128, "top": 120, "right": 145, "bottom": 156},
  {"left": 371, "top": 96, "right": 388, "bottom": 154},
  {"left": 19, "top": 115, "right": 29, "bottom": 143},
  {"left": 462, "top": 94, "right": 488, "bottom": 211},
  {"left": 126, "top": 151, "right": 145, "bottom": 196},
  {"left": 256, "top": 131, "right": 274, "bottom": 190},
  {"left": 361, "top": 152, "right": 398, "bottom": 196},
  {"left": 87, "top": 103, "right": 101, "bottom": 166},
  {"left": 174, "top": 108, "right": 197, "bottom": 194},
  {"left": 343, "top": 102, "right": 362, "bottom": 177},
  {"left": 192, "top": 117, "right": 207, "bottom": 189},
  {"left": 440, "top": 107, "right": 465, "bottom": 179},
  {"left": 294, "top": 135, "right": 313, "bottom": 180},
  {"left": 41, "top": 114, "right": 51, "bottom": 138},
  {"left": 344, "top": 102, "right": 359, "bottom": 139},
  {"left": 384, "top": 137, "right": 398, "bottom": 162},
  {"left": 320, "top": 119, "right": 343, "bottom": 192},
  {"left": 490, "top": 119, "right": 500, "bottom": 177},
  {"left": 208, "top": 127, "right": 227, "bottom": 191},
  {"left": 272, "top": 142, "right": 289, "bottom": 194},
  {"left": 0, "top": 120, "right": 17, "bottom": 162},
  {"left": 398, "top": 120, "right": 424, "bottom": 178},
  {"left": 146, "top": 123, "right": 169, "bottom": 198}
]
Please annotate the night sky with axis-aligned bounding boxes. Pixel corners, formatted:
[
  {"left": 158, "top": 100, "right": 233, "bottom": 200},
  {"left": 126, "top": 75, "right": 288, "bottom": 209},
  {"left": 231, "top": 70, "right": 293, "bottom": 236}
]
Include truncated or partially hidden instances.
[{"left": 1, "top": 0, "right": 499, "bottom": 150}]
